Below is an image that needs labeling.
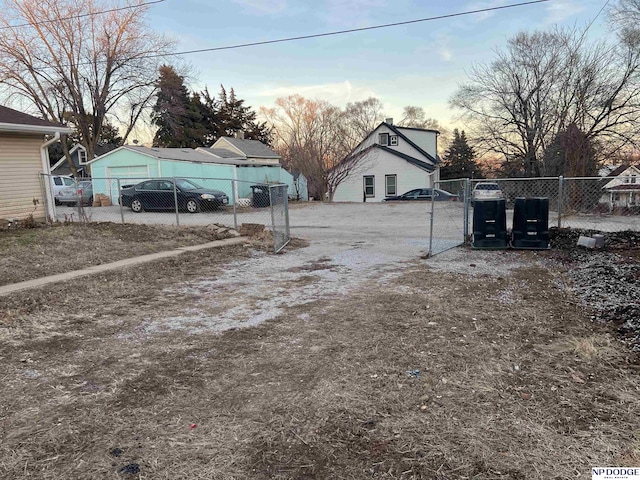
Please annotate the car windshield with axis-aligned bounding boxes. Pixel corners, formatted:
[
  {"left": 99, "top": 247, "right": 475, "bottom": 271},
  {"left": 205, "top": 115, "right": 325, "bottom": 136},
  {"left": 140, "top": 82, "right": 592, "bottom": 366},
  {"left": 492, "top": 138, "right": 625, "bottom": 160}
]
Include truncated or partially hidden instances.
[
  {"left": 175, "top": 179, "right": 202, "bottom": 191},
  {"left": 477, "top": 184, "right": 500, "bottom": 190}
]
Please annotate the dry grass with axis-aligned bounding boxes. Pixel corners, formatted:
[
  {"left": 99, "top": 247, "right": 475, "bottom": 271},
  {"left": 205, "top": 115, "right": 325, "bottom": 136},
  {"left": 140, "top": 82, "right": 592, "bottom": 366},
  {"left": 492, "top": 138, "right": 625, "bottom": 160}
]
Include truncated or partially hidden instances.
[
  {"left": 0, "top": 248, "right": 639, "bottom": 479},
  {"left": 0, "top": 222, "right": 237, "bottom": 286}
]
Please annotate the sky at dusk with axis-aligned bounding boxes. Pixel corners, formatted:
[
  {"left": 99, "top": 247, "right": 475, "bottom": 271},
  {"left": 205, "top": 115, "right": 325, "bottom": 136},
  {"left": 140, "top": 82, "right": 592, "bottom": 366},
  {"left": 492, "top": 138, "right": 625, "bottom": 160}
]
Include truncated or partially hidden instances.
[{"left": 146, "top": 0, "right": 612, "bottom": 129}]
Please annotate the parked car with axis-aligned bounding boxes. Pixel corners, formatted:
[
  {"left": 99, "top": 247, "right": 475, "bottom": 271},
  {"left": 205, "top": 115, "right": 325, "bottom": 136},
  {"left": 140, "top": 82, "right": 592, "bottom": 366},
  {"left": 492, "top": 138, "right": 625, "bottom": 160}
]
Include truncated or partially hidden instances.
[
  {"left": 384, "top": 188, "right": 459, "bottom": 202},
  {"left": 50, "top": 175, "right": 77, "bottom": 205},
  {"left": 57, "top": 181, "right": 93, "bottom": 206},
  {"left": 120, "top": 178, "right": 228, "bottom": 213},
  {"left": 471, "top": 182, "right": 504, "bottom": 205}
]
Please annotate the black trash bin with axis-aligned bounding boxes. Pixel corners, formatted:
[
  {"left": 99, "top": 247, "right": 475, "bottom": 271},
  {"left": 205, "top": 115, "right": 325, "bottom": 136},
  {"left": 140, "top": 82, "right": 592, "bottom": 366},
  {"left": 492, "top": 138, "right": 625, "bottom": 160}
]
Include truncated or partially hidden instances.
[
  {"left": 511, "top": 197, "right": 549, "bottom": 249},
  {"left": 251, "top": 185, "right": 271, "bottom": 208},
  {"left": 473, "top": 199, "right": 507, "bottom": 249}
]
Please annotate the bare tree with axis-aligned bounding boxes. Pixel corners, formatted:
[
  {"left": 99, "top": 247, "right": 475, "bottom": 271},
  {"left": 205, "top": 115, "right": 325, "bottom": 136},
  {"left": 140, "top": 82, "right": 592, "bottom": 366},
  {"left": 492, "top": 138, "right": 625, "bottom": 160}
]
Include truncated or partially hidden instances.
[
  {"left": 451, "top": 28, "right": 640, "bottom": 176},
  {"left": 0, "top": 0, "right": 173, "bottom": 173},
  {"left": 262, "top": 95, "right": 352, "bottom": 200},
  {"left": 339, "top": 97, "right": 385, "bottom": 152}
]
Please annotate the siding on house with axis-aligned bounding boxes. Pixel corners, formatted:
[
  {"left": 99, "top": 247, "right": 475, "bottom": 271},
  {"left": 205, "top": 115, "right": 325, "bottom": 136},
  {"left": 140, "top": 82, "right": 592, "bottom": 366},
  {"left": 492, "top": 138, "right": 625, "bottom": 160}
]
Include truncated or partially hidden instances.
[
  {"left": 396, "top": 127, "right": 437, "bottom": 158},
  {"left": 332, "top": 149, "right": 433, "bottom": 202},
  {"left": 0, "top": 133, "right": 47, "bottom": 220},
  {"left": 354, "top": 124, "right": 433, "bottom": 161}
]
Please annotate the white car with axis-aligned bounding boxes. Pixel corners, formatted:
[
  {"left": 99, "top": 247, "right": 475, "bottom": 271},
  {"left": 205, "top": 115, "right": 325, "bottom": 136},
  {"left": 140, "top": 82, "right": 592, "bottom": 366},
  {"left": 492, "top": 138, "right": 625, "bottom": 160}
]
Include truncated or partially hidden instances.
[{"left": 472, "top": 182, "right": 504, "bottom": 204}]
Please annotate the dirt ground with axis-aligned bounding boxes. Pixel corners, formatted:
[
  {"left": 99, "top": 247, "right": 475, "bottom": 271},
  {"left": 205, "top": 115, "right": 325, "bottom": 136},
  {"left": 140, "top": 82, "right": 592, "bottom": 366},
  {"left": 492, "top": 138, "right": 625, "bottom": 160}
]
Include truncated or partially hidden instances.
[
  {"left": 1, "top": 230, "right": 639, "bottom": 478},
  {"left": 0, "top": 222, "right": 236, "bottom": 286}
]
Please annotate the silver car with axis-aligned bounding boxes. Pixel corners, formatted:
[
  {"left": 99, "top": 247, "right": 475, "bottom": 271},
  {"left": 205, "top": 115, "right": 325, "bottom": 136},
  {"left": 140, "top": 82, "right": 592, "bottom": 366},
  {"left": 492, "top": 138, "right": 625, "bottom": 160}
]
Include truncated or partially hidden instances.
[
  {"left": 472, "top": 182, "right": 504, "bottom": 204},
  {"left": 57, "top": 181, "right": 93, "bottom": 206}
]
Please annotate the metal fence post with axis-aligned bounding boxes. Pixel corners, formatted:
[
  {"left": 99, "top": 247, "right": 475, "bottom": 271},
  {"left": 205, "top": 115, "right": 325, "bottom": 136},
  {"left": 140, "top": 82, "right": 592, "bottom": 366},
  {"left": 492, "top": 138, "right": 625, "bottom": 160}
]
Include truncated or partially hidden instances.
[
  {"left": 269, "top": 185, "right": 277, "bottom": 253},
  {"left": 117, "top": 178, "right": 124, "bottom": 224},
  {"left": 463, "top": 178, "right": 470, "bottom": 242},
  {"left": 557, "top": 175, "right": 564, "bottom": 228},
  {"left": 232, "top": 179, "right": 238, "bottom": 231},
  {"left": 428, "top": 177, "right": 436, "bottom": 257},
  {"left": 173, "top": 178, "right": 180, "bottom": 227},
  {"left": 284, "top": 185, "right": 290, "bottom": 239}
]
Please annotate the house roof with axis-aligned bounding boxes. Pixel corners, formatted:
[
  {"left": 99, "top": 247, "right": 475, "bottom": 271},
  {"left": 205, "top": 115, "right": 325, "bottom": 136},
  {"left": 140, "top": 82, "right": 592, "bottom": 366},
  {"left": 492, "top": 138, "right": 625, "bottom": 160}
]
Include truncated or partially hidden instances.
[
  {"left": 125, "top": 146, "right": 223, "bottom": 163},
  {"left": 195, "top": 147, "right": 279, "bottom": 166},
  {"left": 0, "top": 105, "right": 70, "bottom": 134},
  {"left": 201, "top": 147, "right": 243, "bottom": 159},
  {"left": 607, "top": 165, "right": 631, "bottom": 177},
  {"left": 608, "top": 184, "right": 640, "bottom": 191},
  {"left": 377, "top": 145, "right": 436, "bottom": 172},
  {"left": 218, "top": 137, "right": 280, "bottom": 159},
  {"left": 383, "top": 122, "right": 439, "bottom": 164}
]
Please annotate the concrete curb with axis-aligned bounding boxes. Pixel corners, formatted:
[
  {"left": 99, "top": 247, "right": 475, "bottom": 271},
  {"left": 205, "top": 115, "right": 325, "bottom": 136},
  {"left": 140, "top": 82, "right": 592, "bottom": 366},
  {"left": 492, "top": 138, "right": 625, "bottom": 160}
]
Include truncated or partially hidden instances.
[{"left": 0, "top": 236, "right": 247, "bottom": 297}]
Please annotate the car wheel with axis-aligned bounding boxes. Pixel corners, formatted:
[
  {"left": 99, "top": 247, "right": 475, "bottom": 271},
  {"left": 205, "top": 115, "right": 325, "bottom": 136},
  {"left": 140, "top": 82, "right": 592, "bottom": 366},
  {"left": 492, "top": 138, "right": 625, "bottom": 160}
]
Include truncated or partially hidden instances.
[
  {"left": 185, "top": 199, "right": 200, "bottom": 213},
  {"left": 131, "top": 197, "right": 143, "bottom": 213}
]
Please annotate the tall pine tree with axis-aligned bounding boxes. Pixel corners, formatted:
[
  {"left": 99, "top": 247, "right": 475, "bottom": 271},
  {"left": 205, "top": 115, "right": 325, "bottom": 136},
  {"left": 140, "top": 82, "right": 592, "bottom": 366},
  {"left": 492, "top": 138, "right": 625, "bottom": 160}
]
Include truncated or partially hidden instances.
[
  {"left": 215, "top": 85, "right": 272, "bottom": 145},
  {"left": 152, "top": 65, "right": 207, "bottom": 148},
  {"left": 440, "top": 129, "right": 482, "bottom": 179}
]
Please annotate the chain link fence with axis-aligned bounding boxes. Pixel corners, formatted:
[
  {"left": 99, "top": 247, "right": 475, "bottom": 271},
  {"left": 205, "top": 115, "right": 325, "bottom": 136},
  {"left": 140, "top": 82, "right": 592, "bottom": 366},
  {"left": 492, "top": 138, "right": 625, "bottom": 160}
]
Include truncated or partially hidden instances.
[
  {"left": 428, "top": 175, "right": 640, "bottom": 256},
  {"left": 40, "top": 174, "right": 290, "bottom": 252}
]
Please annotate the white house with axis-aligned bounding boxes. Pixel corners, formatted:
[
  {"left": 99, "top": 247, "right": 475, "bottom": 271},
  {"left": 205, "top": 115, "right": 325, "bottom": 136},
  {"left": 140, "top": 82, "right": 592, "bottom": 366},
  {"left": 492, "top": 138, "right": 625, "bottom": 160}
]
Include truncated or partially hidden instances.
[
  {"left": 331, "top": 119, "right": 440, "bottom": 202},
  {"left": 601, "top": 165, "right": 640, "bottom": 208}
]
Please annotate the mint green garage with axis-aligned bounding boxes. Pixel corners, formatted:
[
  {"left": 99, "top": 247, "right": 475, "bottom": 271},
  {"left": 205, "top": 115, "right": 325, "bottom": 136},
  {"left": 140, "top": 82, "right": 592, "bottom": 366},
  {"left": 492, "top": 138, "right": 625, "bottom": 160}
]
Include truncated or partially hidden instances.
[{"left": 88, "top": 143, "right": 308, "bottom": 205}]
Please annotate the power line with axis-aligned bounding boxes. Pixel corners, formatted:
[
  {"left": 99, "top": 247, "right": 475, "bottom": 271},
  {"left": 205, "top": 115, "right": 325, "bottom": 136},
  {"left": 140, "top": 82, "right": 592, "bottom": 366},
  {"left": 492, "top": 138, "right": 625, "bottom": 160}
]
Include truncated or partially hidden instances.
[
  {"left": 143, "top": 0, "right": 552, "bottom": 59},
  {"left": 0, "top": 0, "right": 165, "bottom": 30}
]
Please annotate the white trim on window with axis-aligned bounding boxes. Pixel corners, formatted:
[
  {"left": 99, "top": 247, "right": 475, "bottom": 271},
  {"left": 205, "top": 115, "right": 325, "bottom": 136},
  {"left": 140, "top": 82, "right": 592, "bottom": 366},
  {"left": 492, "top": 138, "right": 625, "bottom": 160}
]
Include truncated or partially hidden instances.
[
  {"left": 379, "top": 133, "right": 389, "bottom": 146},
  {"left": 363, "top": 175, "right": 375, "bottom": 198},
  {"left": 385, "top": 174, "right": 397, "bottom": 196},
  {"left": 389, "top": 135, "right": 398, "bottom": 146}
]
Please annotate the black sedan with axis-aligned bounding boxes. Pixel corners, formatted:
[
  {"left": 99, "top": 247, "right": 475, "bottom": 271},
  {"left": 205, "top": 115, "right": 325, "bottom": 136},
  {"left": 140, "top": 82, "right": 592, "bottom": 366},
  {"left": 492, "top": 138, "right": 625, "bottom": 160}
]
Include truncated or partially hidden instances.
[
  {"left": 120, "top": 179, "right": 229, "bottom": 213},
  {"left": 384, "top": 188, "right": 459, "bottom": 202}
]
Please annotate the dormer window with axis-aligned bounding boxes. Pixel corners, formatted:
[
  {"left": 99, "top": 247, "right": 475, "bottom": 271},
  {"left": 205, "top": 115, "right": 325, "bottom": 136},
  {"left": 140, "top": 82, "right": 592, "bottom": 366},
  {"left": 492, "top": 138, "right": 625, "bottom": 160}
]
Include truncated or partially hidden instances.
[
  {"left": 632, "top": 174, "right": 637, "bottom": 184},
  {"left": 78, "top": 149, "right": 88, "bottom": 165},
  {"left": 379, "top": 133, "right": 389, "bottom": 146}
]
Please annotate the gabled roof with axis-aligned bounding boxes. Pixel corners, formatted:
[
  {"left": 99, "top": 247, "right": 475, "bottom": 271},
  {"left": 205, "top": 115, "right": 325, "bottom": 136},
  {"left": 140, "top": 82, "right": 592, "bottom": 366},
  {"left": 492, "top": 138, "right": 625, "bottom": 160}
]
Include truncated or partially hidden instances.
[
  {"left": 333, "top": 144, "right": 435, "bottom": 174},
  {"left": 0, "top": 105, "right": 70, "bottom": 134},
  {"left": 608, "top": 184, "right": 640, "bottom": 191},
  {"left": 383, "top": 122, "right": 439, "bottom": 164},
  {"left": 196, "top": 147, "right": 278, "bottom": 166},
  {"left": 607, "top": 164, "right": 640, "bottom": 178},
  {"left": 126, "top": 146, "right": 224, "bottom": 163},
  {"left": 88, "top": 145, "right": 225, "bottom": 165},
  {"left": 377, "top": 145, "right": 435, "bottom": 172},
  {"left": 200, "top": 147, "right": 244, "bottom": 159},
  {"left": 215, "top": 137, "right": 280, "bottom": 159}
]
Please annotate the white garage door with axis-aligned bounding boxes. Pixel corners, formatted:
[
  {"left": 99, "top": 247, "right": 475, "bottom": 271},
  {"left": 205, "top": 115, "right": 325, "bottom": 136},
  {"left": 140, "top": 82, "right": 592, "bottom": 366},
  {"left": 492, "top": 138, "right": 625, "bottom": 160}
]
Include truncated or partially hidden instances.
[{"left": 104, "top": 165, "right": 151, "bottom": 200}]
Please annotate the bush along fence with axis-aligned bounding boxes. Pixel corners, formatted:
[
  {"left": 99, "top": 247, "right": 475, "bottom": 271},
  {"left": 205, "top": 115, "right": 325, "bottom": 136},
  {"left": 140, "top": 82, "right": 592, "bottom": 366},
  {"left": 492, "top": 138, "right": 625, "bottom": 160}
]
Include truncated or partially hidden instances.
[
  {"left": 39, "top": 174, "right": 291, "bottom": 253},
  {"left": 428, "top": 175, "right": 640, "bottom": 256}
]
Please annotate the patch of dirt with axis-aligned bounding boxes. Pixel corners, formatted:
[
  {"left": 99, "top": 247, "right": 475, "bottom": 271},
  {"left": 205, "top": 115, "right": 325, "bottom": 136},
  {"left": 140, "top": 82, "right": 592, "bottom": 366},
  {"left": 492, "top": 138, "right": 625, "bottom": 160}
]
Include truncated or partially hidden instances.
[
  {"left": 0, "top": 222, "right": 238, "bottom": 286},
  {"left": 0, "top": 244, "right": 638, "bottom": 479},
  {"left": 548, "top": 228, "right": 640, "bottom": 351}
]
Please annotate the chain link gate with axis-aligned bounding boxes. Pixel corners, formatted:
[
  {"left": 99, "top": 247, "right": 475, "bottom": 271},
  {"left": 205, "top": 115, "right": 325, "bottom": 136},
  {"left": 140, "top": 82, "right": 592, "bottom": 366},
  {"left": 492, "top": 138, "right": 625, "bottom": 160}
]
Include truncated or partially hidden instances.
[
  {"left": 427, "top": 178, "right": 470, "bottom": 257},
  {"left": 269, "top": 184, "right": 290, "bottom": 253}
]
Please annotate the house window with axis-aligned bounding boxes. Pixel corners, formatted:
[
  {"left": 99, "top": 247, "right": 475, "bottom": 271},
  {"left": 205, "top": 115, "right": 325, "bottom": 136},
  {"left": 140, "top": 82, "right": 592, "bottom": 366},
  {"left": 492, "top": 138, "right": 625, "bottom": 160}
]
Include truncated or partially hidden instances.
[
  {"left": 632, "top": 175, "right": 637, "bottom": 184},
  {"left": 378, "top": 133, "right": 389, "bottom": 146},
  {"left": 363, "top": 176, "right": 375, "bottom": 198},
  {"left": 389, "top": 135, "right": 398, "bottom": 146},
  {"left": 78, "top": 149, "right": 87, "bottom": 165},
  {"left": 385, "top": 175, "right": 397, "bottom": 196}
]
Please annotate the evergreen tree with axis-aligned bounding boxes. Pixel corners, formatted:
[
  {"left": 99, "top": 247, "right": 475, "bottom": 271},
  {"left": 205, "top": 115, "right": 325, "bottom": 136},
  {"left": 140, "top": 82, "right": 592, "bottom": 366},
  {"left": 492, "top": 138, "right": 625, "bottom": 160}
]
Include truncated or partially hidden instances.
[
  {"left": 542, "top": 124, "right": 597, "bottom": 177},
  {"left": 151, "top": 65, "right": 207, "bottom": 147},
  {"left": 440, "top": 129, "right": 482, "bottom": 179},
  {"left": 215, "top": 85, "right": 273, "bottom": 145}
]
